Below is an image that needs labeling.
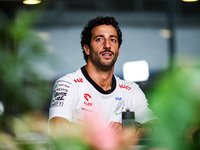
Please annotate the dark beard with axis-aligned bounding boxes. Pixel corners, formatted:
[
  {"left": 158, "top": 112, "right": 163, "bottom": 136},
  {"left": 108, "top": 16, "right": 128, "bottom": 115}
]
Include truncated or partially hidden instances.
[{"left": 89, "top": 49, "right": 118, "bottom": 71}]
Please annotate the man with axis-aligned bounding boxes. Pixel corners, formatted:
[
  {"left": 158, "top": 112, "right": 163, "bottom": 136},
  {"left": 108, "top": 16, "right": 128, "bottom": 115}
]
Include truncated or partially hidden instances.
[{"left": 49, "top": 16, "right": 156, "bottom": 137}]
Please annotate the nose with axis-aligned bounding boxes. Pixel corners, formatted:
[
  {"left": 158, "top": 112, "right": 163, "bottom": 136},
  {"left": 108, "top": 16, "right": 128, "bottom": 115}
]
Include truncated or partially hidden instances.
[{"left": 104, "top": 39, "right": 111, "bottom": 49}]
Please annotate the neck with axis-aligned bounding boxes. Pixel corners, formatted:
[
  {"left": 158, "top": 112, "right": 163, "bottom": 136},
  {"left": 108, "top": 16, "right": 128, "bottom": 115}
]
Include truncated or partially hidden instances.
[{"left": 85, "top": 63, "right": 114, "bottom": 91}]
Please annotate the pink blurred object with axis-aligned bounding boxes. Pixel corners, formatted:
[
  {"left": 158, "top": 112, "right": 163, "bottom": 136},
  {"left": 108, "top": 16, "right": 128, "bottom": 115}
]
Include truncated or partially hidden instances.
[{"left": 82, "top": 113, "right": 121, "bottom": 150}]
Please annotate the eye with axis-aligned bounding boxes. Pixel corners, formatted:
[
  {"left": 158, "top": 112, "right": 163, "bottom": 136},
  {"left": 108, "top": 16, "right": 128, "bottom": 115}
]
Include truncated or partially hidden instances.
[
  {"left": 111, "top": 38, "right": 117, "bottom": 43},
  {"left": 96, "top": 38, "right": 103, "bottom": 42}
]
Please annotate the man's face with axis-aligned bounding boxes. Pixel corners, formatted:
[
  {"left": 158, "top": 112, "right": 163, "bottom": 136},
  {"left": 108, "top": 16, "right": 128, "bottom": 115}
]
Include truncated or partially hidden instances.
[{"left": 85, "top": 24, "right": 120, "bottom": 71}]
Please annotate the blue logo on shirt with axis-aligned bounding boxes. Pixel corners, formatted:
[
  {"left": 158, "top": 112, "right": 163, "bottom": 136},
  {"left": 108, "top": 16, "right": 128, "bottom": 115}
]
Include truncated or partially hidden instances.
[{"left": 115, "top": 97, "right": 122, "bottom": 100}]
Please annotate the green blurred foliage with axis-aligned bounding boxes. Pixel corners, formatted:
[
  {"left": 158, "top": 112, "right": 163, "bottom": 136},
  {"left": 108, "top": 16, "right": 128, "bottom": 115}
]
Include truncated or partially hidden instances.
[
  {"left": 147, "top": 67, "right": 200, "bottom": 150},
  {"left": 0, "top": 9, "right": 51, "bottom": 117},
  {"left": 50, "top": 137, "right": 90, "bottom": 150},
  {"left": 0, "top": 8, "right": 52, "bottom": 149},
  {"left": 0, "top": 7, "right": 91, "bottom": 150},
  {"left": 0, "top": 111, "right": 49, "bottom": 150}
]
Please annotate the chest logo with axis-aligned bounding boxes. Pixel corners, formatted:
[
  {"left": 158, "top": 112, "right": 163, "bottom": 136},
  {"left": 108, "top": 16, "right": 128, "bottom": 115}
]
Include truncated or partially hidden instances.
[
  {"left": 84, "top": 93, "right": 92, "bottom": 106},
  {"left": 115, "top": 97, "right": 122, "bottom": 100},
  {"left": 84, "top": 93, "right": 91, "bottom": 101},
  {"left": 74, "top": 78, "right": 83, "bottom": 83},
  {"left": 119, "top": 84, "right": 131, "bottom": 90}
]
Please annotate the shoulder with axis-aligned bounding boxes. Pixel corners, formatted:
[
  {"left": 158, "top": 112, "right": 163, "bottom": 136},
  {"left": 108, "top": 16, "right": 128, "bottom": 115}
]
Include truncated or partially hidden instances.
[
  {"left": 52, "top": 68, "right": 84, "bottom": 99},
  {"left": 55, "top": 68, "right": 83, "bottom": 84},
  {"left": 52, "top": 68, "right": 85, "bottom": 92}
]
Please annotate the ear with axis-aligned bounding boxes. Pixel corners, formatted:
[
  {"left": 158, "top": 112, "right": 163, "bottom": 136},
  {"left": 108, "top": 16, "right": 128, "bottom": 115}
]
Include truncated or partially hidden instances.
[
  {"left": 83, "top": 44, "right": 90, "bottom": 55},
  {"left": 117, "top": 47, "right": 120, "bottom": 56}
]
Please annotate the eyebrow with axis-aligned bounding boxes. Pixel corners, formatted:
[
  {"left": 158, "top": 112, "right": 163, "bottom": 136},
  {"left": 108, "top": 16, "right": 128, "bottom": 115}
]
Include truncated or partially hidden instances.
[{"left": 93, "top": 35, "right": 118, "bottom": 39}]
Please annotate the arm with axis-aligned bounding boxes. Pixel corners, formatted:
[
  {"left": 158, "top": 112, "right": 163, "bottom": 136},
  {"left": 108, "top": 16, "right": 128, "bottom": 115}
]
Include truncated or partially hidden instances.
[
  {"left": 142, "top": 119, "right": 157, "bottom": 131},
  {"left": 48, "top": 77, "right": 78, "bottom": 138},
  {"left": 49, "top": 117, "right": 69, "bottom": 137},
  {"left": 138, "top": 119, "right": 157, "bottom": 137},
  {"left": 108, "top": 121, "right": 122, "bottom": 135},
  {"left": 49, "top": 117, "right": 80, "bottom": 138},
  {"left": 131, "top": 84, "right": 158, "bottom": 127}
]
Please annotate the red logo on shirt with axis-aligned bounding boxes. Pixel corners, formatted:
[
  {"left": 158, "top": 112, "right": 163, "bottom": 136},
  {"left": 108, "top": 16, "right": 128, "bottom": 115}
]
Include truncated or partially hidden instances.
[
  {"left": 119, "top": 84, "right": 131, "bottom": 90},
  {"left": 74, "top": 78, "right": 83, "bottom": 83},
  {"left": 84, "top": 93, "right": 91, "bottom": 101},
  {"left": 84, "top": 93, "right": 92, "bottom": 106},
  {"left": 84, "top": 101, "right": 92, "bottom": 106}
]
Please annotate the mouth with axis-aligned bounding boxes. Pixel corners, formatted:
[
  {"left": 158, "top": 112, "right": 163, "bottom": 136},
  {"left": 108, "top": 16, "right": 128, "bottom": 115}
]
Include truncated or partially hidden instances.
[
  {"left": 102, "top": 53, "right": 112, "bottom": 56},
  {"left": 100, "top": 50, "right": 114, "bottom": 59},
  {"left": 101, "top": 52, "right": 113, "bottom": 59}
]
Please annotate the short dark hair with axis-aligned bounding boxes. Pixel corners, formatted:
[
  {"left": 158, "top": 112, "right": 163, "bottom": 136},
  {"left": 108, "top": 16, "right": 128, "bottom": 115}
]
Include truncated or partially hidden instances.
[{"left": 81, "top": 16, "right": 122, "bottom": 62}]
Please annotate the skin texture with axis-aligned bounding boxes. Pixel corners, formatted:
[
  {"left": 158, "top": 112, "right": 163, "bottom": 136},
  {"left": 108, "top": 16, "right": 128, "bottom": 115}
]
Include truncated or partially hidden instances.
[{"left": 84, "top": 25, "right": 120, "bottom": 91}]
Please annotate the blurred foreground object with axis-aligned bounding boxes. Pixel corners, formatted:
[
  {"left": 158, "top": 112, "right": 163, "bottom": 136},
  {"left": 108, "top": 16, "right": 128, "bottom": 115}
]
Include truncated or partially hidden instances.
[
  {"left": 0, "top": 8, "right": 51, "bottom": 149},
  {"left": 0, "top": 111, "right": 48, "bottom": 150},
  {"left": 0, "top": 101, "right": 4, "bottom": 116},
  {"left": 148, "top": 66, "right": 200, "bottom": 150},
  {"left": 49, "top": 112, "right": 141, "bottom": 150},
  {"left": 0, "top": 9, "right": 50, "bottom": 115},
  {"left": 122, "top": 109, "right": 135, "bottom": 128}
]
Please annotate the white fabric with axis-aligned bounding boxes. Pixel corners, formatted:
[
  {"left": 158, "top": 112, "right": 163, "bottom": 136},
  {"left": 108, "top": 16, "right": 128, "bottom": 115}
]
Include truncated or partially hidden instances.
[{"left": 49, "top": 68, "right": 156, "bottom": 126}]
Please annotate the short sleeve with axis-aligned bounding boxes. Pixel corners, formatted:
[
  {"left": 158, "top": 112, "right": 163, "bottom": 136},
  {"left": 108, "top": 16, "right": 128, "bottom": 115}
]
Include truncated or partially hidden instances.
[
  {"left": 130, "top": 84, "right": 157, "bottom": 124},
  {"left": 49, "top": 77, "right": 77, "bottom": 122}
]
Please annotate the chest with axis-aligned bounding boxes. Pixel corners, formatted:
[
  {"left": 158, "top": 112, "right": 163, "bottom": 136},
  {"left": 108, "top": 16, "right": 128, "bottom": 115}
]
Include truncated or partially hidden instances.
[{"left": 74, "top": 84, "right": 127, "bottom": 125}]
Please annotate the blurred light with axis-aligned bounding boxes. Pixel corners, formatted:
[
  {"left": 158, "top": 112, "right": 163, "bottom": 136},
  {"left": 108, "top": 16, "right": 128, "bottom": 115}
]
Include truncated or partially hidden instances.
[
  {"left": 182, "top": 0, "right": 198, "bottom": 2},
  {"left": 37, "top": 32, "right": 50, "bottom": 41},
  {"left": 23, "top": 0, "right": 41, "bottom": 5},
  {"left": 0, "top": 101, "right": 4, "bottom": 116},
  {"left": 159, "top": 29, "right": 172, "bottom": 38},
  {"left": 123, "top": 60, "right": 149, "bottom": 82}
]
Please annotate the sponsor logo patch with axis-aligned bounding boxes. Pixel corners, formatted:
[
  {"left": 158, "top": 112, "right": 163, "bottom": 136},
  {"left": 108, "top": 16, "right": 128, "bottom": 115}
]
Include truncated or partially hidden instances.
[
  {"left": 115, "top": 97, "right": 122, "bottom": 100},
  {"left": 74, "top": 78, "right": 83, "bottom": 83},
  {"left": 119, "top": 84, "right": 131, "bottom": 90},
  {"left": 56, "top": 80, "right": 71, "bottom": 84},
  {"left": 83, "top": 93, "right": 92, "bottom": 106},
  {"left": 114, "top": 97, "right": 124, "bottom": 115},
  {"left": 56, "top": 88, "right": 68, "bottom": 92},
  {"left": 51, "top": 101, "right": 64, "bottom": 107},
  {"left": 84, "top": 101, "right": 92, "bottom": 106},
  {"left": 54, "top": 92, "right": 67, "bottom": 100},
  {"left": 57, "top": 84, "right": 70, "bottom": 88},
  {"left": 84, "top": 93, "right": 91, "bottom": 101},
  {"left": 81, "top": 107, "right": 92, "bottom": 112}
]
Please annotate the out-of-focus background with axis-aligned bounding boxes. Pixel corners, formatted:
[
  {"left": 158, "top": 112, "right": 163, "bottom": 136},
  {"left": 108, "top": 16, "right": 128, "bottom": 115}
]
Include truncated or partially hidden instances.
[
  {"left": 0, "top": 0, "right": 200, "bottom": 150},
  {"left": 2, "top": 0, "right": 200, "bottom": 82}
]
